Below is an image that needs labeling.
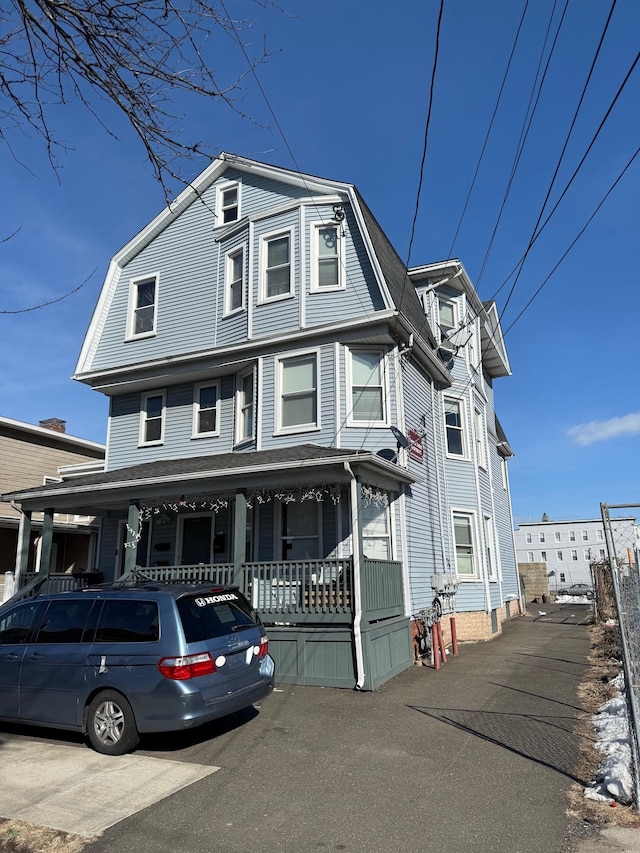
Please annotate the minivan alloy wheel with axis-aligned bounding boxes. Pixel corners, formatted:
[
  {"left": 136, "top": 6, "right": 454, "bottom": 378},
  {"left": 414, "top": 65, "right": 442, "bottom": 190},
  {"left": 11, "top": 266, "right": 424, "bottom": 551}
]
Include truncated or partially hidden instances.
[{"left": 87, "top": 690, "right": 140, "bottom": 755}]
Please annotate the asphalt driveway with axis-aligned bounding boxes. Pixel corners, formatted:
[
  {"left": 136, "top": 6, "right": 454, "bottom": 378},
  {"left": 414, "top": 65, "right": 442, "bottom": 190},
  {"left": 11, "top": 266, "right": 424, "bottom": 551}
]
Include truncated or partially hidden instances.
[
  {"left": 0, "top": 603, "right": 608, "bottom": 852},
  {"left": 70, "top": 604, "right": 594, "bottom": 853}
]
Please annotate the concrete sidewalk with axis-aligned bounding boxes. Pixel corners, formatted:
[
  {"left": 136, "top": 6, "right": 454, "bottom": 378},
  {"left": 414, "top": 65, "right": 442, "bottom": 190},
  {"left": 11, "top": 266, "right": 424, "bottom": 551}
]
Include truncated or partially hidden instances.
[{"left": 2, "top": 605, "right": 638, "bottom": 852}]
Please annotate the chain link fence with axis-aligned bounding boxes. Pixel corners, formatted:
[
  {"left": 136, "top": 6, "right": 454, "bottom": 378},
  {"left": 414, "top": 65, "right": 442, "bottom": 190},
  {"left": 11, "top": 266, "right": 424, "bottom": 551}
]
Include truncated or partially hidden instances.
[{"left": 600, "top": 503, "right": 640, "bottom": 806}]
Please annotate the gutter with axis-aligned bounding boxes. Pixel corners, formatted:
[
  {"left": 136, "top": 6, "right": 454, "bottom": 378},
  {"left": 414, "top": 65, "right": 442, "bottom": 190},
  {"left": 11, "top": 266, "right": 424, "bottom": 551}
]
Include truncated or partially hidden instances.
[{"left": 345, "top": 462, "right": 366, "bottom": 690}]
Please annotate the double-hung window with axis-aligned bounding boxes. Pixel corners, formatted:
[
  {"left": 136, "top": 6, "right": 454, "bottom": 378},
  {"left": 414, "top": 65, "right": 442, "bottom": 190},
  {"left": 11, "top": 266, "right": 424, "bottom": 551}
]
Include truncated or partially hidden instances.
[
  {"left": 217, "top": 182, "right": 240, "bottom": 225},
  {"left": 348, "top": 348, "right": 386, "bottom": 425},
  {"left": 444, "top": 398, "right": 466, "bottom": 457},
  {"left": 361, "top": 500, "right": 392, "bottom": 561},
  {"left": 453, "top": 512, "right": 477, "bottom": 579},
  {"left": 140, "top": 391, "right": 165, "bottom": 445},
  {"left": 262, "top": 231, "right": 292, "bottom": 301},
  {"left": 236, "top": 368, "right": 255, "bottom": 444},
  {"left": 280, "top": 501, "right": 320, "bottom": 560},
  {"left": 438, "top": 298, "right": 456, "bottom": 346},
  {"left": 311, "top": 224, "right": 343, "bottom": 291},
  {"left": 193, "top": 382, "right": 220, "bottom": 437},
  {"left": 225, "top": 248, "right": 244, "bottom": 314},
  {"left": 277, "top": 352, "right": 318, "bottom": 432},
  {"left": 128, "top": 275, "right": 157, "bottom": 338}
]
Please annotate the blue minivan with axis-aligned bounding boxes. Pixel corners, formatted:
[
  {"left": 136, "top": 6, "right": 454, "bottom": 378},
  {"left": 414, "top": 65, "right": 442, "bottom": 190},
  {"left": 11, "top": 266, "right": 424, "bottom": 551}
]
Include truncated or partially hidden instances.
[{"left": 0, "top": 582, "right": 275, "bottom": 754}]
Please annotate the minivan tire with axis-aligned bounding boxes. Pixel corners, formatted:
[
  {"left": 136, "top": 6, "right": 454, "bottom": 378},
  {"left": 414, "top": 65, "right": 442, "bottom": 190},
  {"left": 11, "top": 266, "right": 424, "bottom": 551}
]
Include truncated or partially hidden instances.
[{"left": 86, "top": 690, "right": 140, "bottom": 755}]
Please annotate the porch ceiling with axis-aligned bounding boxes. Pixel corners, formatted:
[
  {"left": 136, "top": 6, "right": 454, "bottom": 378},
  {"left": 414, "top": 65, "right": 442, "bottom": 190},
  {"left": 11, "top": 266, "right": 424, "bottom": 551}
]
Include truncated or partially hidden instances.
[{"left": 1, "top": 444, "right": 419, "bottom": 514}]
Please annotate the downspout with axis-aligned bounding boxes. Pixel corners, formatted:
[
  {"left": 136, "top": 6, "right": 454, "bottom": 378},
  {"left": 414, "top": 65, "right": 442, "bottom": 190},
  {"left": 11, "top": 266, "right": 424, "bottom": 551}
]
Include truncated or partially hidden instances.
[{"left": 345, "top": 461, "right": 366, "bottom": 690}]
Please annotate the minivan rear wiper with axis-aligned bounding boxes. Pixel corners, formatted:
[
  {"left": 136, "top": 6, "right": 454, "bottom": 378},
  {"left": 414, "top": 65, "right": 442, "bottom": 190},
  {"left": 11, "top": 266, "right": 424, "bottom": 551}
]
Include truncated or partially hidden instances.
[{"left": 230, "top": 624, "right": 254, "bottom": 632}]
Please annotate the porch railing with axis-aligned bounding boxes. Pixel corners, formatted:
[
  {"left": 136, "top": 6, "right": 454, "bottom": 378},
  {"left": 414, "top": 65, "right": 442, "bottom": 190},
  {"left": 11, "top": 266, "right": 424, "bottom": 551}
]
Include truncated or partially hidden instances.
[
  {"left": 245, "top": 558, "right": 353, "bottom": 620},
  {"left": 11, "top": 558, "right": 406, "bottom": 625},
  {"left": 361, "top": 559, "right": 405, "bottom": 620}
]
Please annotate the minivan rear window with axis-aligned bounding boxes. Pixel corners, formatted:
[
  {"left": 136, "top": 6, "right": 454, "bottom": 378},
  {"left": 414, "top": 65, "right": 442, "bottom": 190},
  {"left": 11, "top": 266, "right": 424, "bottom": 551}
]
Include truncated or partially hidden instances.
[
  {"left": 177, "top": 593, "right": 255, "bottom": 643},
  {"left": 94, "top": 599, "right": 159, "bottom": 643}
]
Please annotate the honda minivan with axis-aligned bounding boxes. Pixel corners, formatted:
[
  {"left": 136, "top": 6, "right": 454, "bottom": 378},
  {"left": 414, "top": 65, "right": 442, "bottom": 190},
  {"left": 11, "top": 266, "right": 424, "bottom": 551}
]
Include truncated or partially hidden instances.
[{"left": 0, "top": 582, "right": 275, "bottom": 754}]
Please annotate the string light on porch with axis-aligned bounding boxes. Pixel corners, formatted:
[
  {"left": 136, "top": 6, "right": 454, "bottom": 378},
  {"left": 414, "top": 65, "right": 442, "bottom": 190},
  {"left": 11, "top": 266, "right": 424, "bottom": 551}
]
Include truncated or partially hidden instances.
[{"left": 361, "top": 485, "right": 389, "bottom": 508}]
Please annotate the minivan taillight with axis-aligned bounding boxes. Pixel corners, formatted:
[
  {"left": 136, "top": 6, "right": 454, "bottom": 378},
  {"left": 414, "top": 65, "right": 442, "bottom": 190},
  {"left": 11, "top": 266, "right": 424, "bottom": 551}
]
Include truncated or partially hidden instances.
[
  {"left": 258, "top": 635, "right": 268, "bottom": 658},
  {"left": 158, "top": 652, "right": 216, "bottom": 680}
]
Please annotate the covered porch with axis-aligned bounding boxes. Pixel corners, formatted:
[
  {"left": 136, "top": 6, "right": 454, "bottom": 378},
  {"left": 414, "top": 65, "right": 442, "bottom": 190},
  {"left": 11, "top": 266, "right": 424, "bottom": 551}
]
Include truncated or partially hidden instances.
[{"left": 3, "top": 444, "right": 417, "bottom": 690}]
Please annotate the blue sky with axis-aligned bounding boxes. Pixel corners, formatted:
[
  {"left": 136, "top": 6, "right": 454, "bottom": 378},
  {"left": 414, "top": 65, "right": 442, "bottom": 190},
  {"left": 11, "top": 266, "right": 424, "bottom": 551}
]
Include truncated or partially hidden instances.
[{"left": 1, "top": 0, "right": 638, "bottom": 524}]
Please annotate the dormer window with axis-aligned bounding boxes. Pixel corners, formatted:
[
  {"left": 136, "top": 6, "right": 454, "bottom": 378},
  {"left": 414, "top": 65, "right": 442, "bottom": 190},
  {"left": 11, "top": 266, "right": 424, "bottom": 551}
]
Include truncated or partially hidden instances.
[{"left": 217, "top": 181, "right": 240, "bottom": 225}]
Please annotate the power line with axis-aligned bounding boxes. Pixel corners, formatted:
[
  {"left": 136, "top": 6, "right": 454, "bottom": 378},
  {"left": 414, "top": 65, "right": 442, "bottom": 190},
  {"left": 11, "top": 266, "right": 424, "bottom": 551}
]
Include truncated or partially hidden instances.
[
  {"left": 446, "top": 0, "right": 531, "bottom": 260},
  {"left": 476, "top": 0, "right": 569, "bottom": 289},
  {"left": 499, "top": 0, "right": 621, "bottom": 318},
  {"left": 405, "top": 0, "right": 445, "bottom": 269}
]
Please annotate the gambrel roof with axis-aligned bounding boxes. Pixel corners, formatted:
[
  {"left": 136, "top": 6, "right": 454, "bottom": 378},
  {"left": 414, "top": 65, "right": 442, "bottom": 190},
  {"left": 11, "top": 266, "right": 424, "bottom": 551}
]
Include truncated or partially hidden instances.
[{"left": 74, "top": 152, "right": 451, "bottom": 387}]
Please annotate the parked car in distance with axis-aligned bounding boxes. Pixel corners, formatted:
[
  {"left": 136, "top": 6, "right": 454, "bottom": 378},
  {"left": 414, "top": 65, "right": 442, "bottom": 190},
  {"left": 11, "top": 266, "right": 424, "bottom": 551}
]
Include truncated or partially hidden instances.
[
  {"left": 557, "top": 583, "right": 594, "bottom": 599},
  {"left": 0, "top": 582, "right": 275, "bottom": 754}
]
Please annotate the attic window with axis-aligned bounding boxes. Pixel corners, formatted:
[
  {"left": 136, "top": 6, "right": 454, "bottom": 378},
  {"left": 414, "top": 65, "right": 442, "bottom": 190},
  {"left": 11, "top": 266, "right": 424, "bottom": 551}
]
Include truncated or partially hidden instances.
[
  {"left": 217, "top": 182, "right": 240, "bottom": 225},
  {"left": 127, "top": 275, "right": 158, "bottom": 339}
]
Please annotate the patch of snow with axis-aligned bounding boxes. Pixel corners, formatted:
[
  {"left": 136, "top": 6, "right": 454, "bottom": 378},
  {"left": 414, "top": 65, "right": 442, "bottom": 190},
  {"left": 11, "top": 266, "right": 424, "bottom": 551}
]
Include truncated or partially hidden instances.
[
  {"left": 584, "top": 671, "right": 634, "bottom": 805},
  {"left": 554, "top": 594, "right": 593, "bottom": 604}
]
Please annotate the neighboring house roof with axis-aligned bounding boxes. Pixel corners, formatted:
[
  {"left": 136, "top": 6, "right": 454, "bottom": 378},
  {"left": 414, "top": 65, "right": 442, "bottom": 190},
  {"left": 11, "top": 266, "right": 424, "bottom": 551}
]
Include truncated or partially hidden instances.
[
  {"left": 1, "top": 444, "right": 419, "bottom": 509},
  {"left": 0, "top": 416, "right": 105, "bottom": 455}
]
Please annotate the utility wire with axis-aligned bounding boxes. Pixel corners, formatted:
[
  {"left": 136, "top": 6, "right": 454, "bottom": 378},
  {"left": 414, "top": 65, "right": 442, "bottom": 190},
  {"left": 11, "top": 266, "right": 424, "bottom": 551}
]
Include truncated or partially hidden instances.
[
  {"left": 499, "top": 0, "right": 621, "bottom": 318},
  {"left": 405, "top": 0, "right": 445, "bottom": 269},
  {"left": 476, "top": 0, "right": 568, "bottom": 289},
  {"left": 502, "top": 146, "right": 638, "bottom": 337},
  {"left": 446, "top": 0, "right": 531, "bottom": 260},
  {"left": 489, "top": 42, "right": 639, "bottom": 311}
]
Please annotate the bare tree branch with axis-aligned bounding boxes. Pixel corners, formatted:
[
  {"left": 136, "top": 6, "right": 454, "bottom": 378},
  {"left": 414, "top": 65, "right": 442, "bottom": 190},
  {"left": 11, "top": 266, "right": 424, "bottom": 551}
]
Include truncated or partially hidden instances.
[{"left": 0, "top": 0, "right": 285, "bottom": 197}]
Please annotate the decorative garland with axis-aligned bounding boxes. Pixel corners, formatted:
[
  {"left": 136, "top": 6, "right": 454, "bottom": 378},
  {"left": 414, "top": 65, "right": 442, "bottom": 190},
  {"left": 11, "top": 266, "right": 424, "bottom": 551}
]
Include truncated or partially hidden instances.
[{"left": 123, "top": 484, "right": 349, "bottom": 548}]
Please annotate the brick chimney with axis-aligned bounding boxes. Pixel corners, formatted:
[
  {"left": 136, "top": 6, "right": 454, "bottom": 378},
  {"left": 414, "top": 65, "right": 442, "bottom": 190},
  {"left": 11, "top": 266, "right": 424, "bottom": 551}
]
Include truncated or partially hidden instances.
[{"left": 39, "top": 418, "right": 67, "bottom": 434}]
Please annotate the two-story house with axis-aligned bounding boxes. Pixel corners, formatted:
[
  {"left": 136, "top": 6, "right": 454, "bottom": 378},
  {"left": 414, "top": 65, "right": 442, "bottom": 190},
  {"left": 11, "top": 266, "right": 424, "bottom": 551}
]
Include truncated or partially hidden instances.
[{"left": 2, "top": 154, "right": 519, "bottom": 689}]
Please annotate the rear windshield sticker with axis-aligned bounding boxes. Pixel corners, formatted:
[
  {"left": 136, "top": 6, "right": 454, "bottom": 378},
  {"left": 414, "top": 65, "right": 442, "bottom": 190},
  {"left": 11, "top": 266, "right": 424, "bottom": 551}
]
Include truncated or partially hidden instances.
[{"left": 194, "top": 594, "right": 238, "bottom": 607}]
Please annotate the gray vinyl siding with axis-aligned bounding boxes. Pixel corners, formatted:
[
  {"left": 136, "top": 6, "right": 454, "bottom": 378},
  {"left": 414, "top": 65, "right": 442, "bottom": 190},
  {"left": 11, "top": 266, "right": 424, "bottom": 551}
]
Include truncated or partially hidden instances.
[
  {"left": 401, "top": 359, "right": 443, "bottom": 612},
  {"left": 88, "top": 174, "right": 335, "bottom": 374},
  {"left": 107, "top": 376, "right": 237, "bottom": 470}
]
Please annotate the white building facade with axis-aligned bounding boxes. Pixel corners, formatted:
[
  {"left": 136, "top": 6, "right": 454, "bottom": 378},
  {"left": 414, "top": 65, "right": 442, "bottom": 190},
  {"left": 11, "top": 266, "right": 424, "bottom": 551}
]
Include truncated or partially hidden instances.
[{"left": 514, "top": 517, "right": 638, "bottom": 588}]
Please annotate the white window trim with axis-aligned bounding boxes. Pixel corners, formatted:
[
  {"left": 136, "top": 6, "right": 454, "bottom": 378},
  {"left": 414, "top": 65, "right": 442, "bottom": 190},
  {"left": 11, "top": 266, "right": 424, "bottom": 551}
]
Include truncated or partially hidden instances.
[
  {"left": 483, "top": 515, "right": 497, "bottom": 581},
  {"left": 235, "top": 366, "right": 255, "bottom": 446},
  {"left": 474, "top": 407, "right": 486, "bottom": 469},
  {"left": 346, "top": 346, "right": 388, "bottom": 427},
  {"left": 126, "top": 274, "right": 159, "bottom": 341},
  {"left": 444, "top": 397, "right": 469, "bottom": 460},
  {"left": 451, "top": 508, "right": 480, "bottom": 581},
  {"left": 275, "top": 348, "right": 321, "bottom": 436},
  {"left": 139, "top": 390, "right": 165, "bottom": 447},
  {"left": 438, "top": 297, "right": 458, "bottom": 347},
  {"left": 192, "top": 380, "right": 221, "bottom": 439},
  {"left": 259, "top": 227, "right": 294, "bottom": 304},
  {"left": 310, "top": 221, "right": 345, "bottom": 292},
  {"left": 224, "top": 246, "right": 245, "bottom": 315},
  {"left": 215, "top": 180, "right": 241, "bottom": 227}
]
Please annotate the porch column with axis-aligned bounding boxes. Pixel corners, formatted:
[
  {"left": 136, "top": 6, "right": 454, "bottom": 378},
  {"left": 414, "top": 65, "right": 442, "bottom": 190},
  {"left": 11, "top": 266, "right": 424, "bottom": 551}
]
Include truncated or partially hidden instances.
[
  {"left": 38, "top": 508, "right": 55, "bottom": 575},
  {"left": 233, "top": 489, "right": 247, "bottom": 587},
  {"left": 123, "top": 501, "right": 140, "bottom": 574},
  {"left": 14, "top": 509, "right": 32, "bottom": 588}
]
